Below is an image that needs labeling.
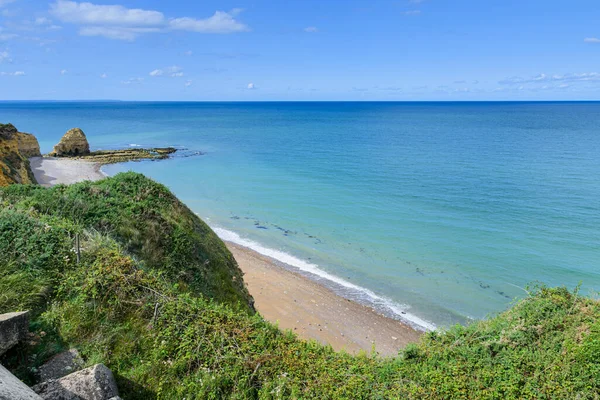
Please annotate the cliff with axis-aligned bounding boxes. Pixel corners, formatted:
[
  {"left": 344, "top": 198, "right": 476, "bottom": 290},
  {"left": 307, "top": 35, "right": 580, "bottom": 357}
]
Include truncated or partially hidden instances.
[
  {"left": 0, "top": 123, "right": 39, "bottom": 186},
  {"left": 0, "top": 174, "right": 598, "bottom": 399},
  {"left": 16, "top": 132, "right": 41, "bottom": 158}
]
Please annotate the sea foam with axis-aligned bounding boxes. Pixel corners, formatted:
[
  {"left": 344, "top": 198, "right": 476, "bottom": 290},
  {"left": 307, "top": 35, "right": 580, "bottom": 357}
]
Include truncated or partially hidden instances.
[{"left": 212, "top": 226, "right": 436, "bottom": 331}]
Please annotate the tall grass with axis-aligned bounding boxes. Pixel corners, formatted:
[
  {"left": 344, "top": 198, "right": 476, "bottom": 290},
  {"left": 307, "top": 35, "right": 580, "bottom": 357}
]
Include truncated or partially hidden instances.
[{"left": 1, "top": 173, "right": 598, "bottom": 399}]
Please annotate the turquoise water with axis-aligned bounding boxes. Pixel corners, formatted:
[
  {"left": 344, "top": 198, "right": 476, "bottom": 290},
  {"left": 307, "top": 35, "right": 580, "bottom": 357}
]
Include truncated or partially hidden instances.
[{"left": 2, "top": 101, "right": 599, "bottom": 329}]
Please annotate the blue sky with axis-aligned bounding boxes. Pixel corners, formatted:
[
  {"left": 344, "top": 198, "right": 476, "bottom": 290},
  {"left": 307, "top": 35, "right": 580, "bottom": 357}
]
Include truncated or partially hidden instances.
[{"left": 0, "top": 0, "right": 599, "bottom": 100}]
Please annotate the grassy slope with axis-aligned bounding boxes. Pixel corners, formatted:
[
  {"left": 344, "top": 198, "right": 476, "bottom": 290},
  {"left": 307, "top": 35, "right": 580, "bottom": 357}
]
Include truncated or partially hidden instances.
[{"left": 0, "top": 173, "right": 599, "bottom": 399}]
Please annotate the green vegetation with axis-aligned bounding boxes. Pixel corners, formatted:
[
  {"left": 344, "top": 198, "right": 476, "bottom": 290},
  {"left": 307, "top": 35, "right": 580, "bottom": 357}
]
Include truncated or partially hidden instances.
[
  {"left": 0, "top": 123, "right": 18, "bottom": 135},
  {"left": 1, "top": 173, "right": 599, "bottom": 399}
]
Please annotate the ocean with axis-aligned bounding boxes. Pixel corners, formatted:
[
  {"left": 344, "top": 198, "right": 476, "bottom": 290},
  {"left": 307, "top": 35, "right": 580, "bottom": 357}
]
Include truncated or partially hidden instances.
[{"left": 2, "top": 101, "right": 599, "bottom": 330}]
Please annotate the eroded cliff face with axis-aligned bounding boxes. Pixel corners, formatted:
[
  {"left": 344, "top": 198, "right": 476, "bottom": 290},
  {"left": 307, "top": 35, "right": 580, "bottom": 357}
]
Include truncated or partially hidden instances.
[
  {"left": 49, "top": 128, "right": 90, "bottom": 157},
  {"left": 16, "top": 132, "right": 41, "bottom": 158},
  {"left": 0, "top": 123, "right": 39, "bottom": 186}
]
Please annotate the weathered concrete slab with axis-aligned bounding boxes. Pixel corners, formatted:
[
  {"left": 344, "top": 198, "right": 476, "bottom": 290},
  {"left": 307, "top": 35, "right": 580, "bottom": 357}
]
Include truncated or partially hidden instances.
[
  {"left": 0, "top": 311, "right": 30, "bottom": 356},
  {"left": 37, "top": 349, "right": 84, "bottom": 382},
  {"left": 32, "top": 364, "right": 119, "bottom": 400},
  {"left": 0, "top": 364, "right": 43, "bottom": 400}
]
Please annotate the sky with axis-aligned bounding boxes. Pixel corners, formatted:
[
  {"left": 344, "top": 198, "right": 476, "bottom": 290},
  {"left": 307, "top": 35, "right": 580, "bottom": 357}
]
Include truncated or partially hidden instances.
[{"left": 0, "top": 0, "right": 599, "bottom": 101}]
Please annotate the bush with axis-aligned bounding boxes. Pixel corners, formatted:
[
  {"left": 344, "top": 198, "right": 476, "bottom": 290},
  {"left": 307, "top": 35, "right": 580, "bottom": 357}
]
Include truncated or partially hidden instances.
[{"left": 1, "top": 174, "right": 599, "bottom": 399}]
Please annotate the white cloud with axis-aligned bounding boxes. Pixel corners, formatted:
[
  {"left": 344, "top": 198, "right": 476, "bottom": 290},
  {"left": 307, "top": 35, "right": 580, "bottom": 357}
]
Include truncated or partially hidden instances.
[
  {"left": 247, "top": 82, "right": 255, "bottom": 89},
  {"left": 78, "top": 26, "right": 160, "bottom": 41},
  {"left": 35, "top": 17, "right": 52, "bottom": 25},
  {"left": 184, "top": 50, "right": 193, "bottom": 56},
  {"left": 121, "top": 77, "right": 143, "bottom": 85},
  {"left": 60, "top": 69, "right": 68, "bottom": 75},
  {"left": 403, "top": 10, "right": 421, "bottom": 15},
  {"left": 500, "top": 72, "right": 600, "bottom": 85},
  {"left": 169, "top": 10, "right": 248, "bottom": 33},
  {"left": 33, "top": 17, "right": 62, "bottom": 30},
  {"left": 0, "top": 70, "right": 25, "bottom": 76},
  {"left": 0, "top": 50, "right": 11, "bottom": 63},
  {"left": 584, "top": 37, "right": 600, "bottom": 43},
  {"left": 149, "top": 66, "right": 183, "bottom": 77},
  {"left": 304, "top": 26, "right": 318, "bottom": 33},
  {"left": 50, "top": 0, "right": 165, "bottom": 26},
  {"left": 100, "top": 73, "right": 107, "bottom": 78},
  {"left": 0, "top": 0, "right": 17, "bottom": 7},
  {"left": 185, "top": 80, "right": 192, "bottom": 87},
  {"left": 50, "top": 1, "right": 249, "bottom": 40},
  {"left": 0, "top": 27, "right": 18, "bottom": 40},
  {"left": 0, "top": 33, "right": 17, "bottom": 40}
]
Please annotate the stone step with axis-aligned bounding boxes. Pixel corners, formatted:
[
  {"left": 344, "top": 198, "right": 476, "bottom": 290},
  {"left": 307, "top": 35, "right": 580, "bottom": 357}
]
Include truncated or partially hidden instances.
[
  {"left": 0, "top": 311, "right": 30, "bottom": 356},
  {"left": 0, "top": 364, "right": 43, "bottom": 400},
  {"left": 32, "top": 364, "right": 119, "bottom": 400},
  {"left": 37, "top": 349, "right": 85, "bottom": 382}
]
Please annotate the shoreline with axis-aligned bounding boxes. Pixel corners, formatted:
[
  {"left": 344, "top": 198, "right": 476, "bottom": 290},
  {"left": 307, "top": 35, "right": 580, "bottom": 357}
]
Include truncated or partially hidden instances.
[
  {"left": 227, "top": 241, "right": 422, "bottom": 355},
  {"left": 30, "top": 156, "right": 106, "bottom": 187},
  {"left": 30, "top": 156, "right": 423, "bottom": 355}
]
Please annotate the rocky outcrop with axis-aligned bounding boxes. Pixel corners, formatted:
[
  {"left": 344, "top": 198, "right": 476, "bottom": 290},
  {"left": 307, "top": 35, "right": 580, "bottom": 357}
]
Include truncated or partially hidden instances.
[
  {"left": 0, "top": 123, "right": 18, "bottom": 139},
  {"left": 37, "top": 349, "right": 85, "bottom": 382},
  {"left": 0, "top": 311, "right": 41, "bottom": 399},
  {"left": 0, "top": 364, "right": 43, "bottom": 400},
  {"left": 0, "top": 310, "right": 119, "bottom": 399},
  {"left": 0, "top": 124, "right": 38, "bottom": 186},
  {"left": 0, "top": 124, "right": 41, "bottom": 157},
  {"left": 49, "top": 128, "right": 90, "bottom": 157},
  {"left": 0, "top": 311, "right": 30, "bottom": 356},
  {"left": 76, "top": 147, "right": 178, "bottom": 164},
  {"left": 16, "top": 132, "right": 42, "bottom": 158},
  {"left": 32, "top": 364, "right": 119, "bottom": 400}
]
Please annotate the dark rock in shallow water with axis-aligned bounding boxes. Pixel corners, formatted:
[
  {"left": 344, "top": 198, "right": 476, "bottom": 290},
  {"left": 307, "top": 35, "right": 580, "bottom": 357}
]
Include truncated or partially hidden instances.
[{"left": 63, "top": 147, "right": 179, "bottom": 165}]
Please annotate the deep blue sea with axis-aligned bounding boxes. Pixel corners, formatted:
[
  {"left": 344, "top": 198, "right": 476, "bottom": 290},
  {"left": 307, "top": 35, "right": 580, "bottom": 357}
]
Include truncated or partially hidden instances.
[{"left": 2, "top": 101, "right": 599, "bottom": 330}]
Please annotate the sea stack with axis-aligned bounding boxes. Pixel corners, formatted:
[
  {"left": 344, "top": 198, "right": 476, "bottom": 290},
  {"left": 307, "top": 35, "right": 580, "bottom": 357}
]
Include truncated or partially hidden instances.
[{"left": 49, "top": 128, "right": 90, "bottom": 157}]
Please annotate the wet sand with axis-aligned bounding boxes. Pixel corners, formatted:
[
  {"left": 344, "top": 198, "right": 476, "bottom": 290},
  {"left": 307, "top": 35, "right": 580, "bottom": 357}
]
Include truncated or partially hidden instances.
[{"left": 227, "top": 242, "right": 422, "bottom": 356}]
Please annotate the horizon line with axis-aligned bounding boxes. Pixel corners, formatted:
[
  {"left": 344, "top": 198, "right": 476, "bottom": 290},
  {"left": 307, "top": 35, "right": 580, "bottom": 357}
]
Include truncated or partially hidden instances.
[{"left": 1, "top": 99, "right": 600, "bottom": 103}]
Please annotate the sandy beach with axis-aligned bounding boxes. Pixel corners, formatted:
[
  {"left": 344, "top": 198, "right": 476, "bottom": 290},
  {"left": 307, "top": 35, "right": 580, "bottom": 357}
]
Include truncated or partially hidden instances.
[
  {"left": 227, "top": 242, "right": 422, "bottom": 356},
  {"left": 31, "top": 156, "right": 422, "bottom": 356},
  {"left": 30, "top": 156, "right": 106, "bottom": 187}
]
